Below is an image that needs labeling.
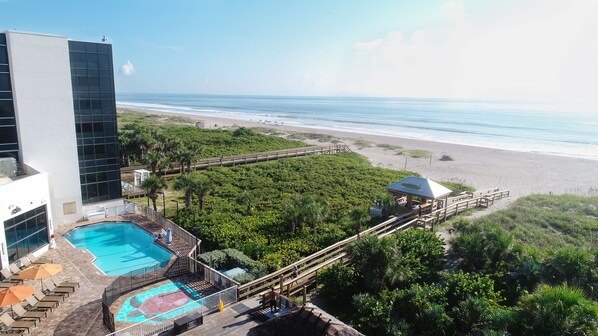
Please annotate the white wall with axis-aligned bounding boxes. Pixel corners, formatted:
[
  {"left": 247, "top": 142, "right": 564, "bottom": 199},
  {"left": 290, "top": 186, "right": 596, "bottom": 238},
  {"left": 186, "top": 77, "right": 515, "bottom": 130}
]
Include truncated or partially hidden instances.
[
  {"left": 6, "top": 31, "right": 82, "bottom": 225},
  {"left": 0, "top": 173, "right": 52, "bottom": 269}
]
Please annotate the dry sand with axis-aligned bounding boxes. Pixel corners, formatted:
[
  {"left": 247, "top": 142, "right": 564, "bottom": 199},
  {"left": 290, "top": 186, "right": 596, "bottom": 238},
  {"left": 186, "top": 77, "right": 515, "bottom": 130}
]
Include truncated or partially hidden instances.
[{"left": 122, "top": 107, "right": 598, "bottom": 207}]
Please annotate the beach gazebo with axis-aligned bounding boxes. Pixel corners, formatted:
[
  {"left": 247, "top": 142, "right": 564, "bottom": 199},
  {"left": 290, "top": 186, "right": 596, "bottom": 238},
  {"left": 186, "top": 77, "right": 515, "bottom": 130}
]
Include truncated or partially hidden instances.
[{"left": 386, "top": 176, "right": 452, "bottom": 214}]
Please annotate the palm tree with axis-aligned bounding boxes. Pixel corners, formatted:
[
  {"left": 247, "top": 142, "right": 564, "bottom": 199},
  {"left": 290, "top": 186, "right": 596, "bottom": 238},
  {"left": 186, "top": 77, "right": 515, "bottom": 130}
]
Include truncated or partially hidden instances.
[
  {"left": 303, "top": 195, "right": 329, "bottom": 230},
  {"left": 140, "top": 175, "right": 168, "bottom": 212},
  {"left": 283, "top": 196, "right": 304, "bottom": 232},
  {"left": 179, "top": 144, "right": 203, "bottom": 174},
  {"left": 347, "top": 235, "right": 393, "bottom": 292},
  {"left": 517, "top": 284, "right": 598, "bottom": 335},
  {"left": 283, "top": 195, "right": 329, "bottom": 231},
  {"left": 350, "top": 208, "right": 370, "bottom": 236},
  {"left": 175, "top": 149, "right": 194, "bottom": 174},
  {"left": 195, "top": 175, "right": 214, "bottom": 211},
  {"left": 173, "top": 173, "right": 200, "bottom": 207},
  {"left": 118, "top": 123, "right": 153, "bottom": 166},
  {"left": 145, "top": 151, "right": 168, "bottom": 175}
]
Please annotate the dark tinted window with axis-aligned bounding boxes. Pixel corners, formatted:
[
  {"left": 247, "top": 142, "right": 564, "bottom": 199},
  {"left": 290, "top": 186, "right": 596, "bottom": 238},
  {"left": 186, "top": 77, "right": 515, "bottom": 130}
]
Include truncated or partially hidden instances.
[
  {"left": 69, "top": 41, "right": 121, "bottom": 204},
  {"left": 4, "top": 205, "right": 49, "bottom": 263},
  {"left": 0, "top": 124, "right": 17, "bottom": 143},
  {"left": 0, "top": 46, "right": 8, "bottom": 64},
  {"left": 0, "top": 73, "right": 11, "bottom": 91},
  {"left": 0, "top": 100, "right": 14, "bottom": 118}
]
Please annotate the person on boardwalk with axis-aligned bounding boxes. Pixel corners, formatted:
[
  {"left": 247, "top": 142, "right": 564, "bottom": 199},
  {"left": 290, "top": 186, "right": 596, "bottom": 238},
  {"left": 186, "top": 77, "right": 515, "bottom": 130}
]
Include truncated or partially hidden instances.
[{"left": 268, "top": 287, "right": 279, "bottom": 312}]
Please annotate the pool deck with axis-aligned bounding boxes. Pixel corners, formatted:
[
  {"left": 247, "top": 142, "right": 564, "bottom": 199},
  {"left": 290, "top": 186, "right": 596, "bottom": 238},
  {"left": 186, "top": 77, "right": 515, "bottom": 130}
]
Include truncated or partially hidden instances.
[{"left": 0, "top": 214, "right": 206, "bottom": 335}]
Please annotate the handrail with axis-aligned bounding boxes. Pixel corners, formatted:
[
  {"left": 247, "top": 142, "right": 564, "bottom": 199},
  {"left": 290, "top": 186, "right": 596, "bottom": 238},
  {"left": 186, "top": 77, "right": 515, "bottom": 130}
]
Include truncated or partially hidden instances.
[
  {"left": 238, "top": 189, "right": 510, "bottom": 301},
  {"left": 121, "top": 145, "right": 351, "bottom": 175}
]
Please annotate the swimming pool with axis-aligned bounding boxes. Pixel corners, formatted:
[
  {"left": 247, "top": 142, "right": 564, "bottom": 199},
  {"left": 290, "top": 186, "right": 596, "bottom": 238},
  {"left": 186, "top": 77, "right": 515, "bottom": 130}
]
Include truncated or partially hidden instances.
[
  {"left": 64, "top": 222, "right": 174, "bottom": 276},
  {"left": 116, "top": 282, "right": 204, "bottom": 324}
]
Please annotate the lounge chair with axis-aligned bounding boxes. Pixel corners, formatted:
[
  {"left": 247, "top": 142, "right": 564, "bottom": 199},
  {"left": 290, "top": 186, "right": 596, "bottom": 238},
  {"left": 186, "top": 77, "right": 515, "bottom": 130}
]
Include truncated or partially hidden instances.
[
  {"left": 0, "top": 330, "right": 24, "bottom": 336},
  {"left": 34, "top": 289, "right": 64, "bottom": 303},
  {"left": 0, "top": 281, "right": 16, "bottom": 288},
  {"left": 25, "top": 253, "right": 49, "bottom": 265},
  {"left": 12, "top": 303, "right": 46, "bottom": 322},
  {"left": 0, "top": 312, "right": 36, "bottom": 333},
  {"left": 42, "top": 279, "right": 74, "bottom": 297},
  {"left": 8, "top": 264, "right": 21, "bottom": 274},
  {"left": 18, "top": 256, "right": 32, "bottom": 269},
  {"left": 50, "top": 277, "right": 79, "bottom": 290},
  {"left": 0, "top": 268, "right": 24, "bottom": 283},
  {"left": 24, "top": 296, "right": 57, "bottom": 312}
]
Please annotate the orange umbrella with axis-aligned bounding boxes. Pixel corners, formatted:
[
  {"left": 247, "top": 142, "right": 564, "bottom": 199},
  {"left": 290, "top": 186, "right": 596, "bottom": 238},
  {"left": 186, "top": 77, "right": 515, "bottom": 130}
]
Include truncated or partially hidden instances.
[
  {"left": 0, "top": 285, "right": 34, "bottom": 313},
  {"left": 18, "top": 264, "right": 63, "bottom": 290}
]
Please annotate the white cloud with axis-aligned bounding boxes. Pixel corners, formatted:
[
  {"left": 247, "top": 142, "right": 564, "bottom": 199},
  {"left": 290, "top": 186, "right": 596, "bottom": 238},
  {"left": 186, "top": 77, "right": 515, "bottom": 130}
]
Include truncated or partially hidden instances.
[
  {"left": 354, "top": 38, "right": 384, "bottom": 51},
  {"left": 120, "top": 60, "right": 136, "bottom": 76},
  {"left": 340, "top": 0, "right": 598, "bottom": 102}
]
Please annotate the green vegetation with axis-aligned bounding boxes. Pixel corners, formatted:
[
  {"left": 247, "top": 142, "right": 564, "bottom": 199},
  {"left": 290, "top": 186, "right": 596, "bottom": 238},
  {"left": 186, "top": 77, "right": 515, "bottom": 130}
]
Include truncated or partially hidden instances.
[
  {"left": 353, "top": 139, "right": 374, "bottom": 148},
  {"left": 117, "top": 109, "right": 196, "bottom": 127},
  {"left": 317, "top": 194, "right": 598, "bottom": 335},
  {"left": 405, "top": 149, "right": 432, "bottom": 158},
  {"left": 172, "top": 153, "right": 415, "bottom": 270},
  {"left": 376, "top": 143, "right": 403, "bottom": 151},
  {"left": 287, "top": 132, "right": 340, "bottom": 143},
  {"left": 472, "top": 194, "right": 598, "bottom": 250},
  {"left": 197, "top": 248, "right": 267, "bottom": 284},
  {"left": 117, "top": 110, "right": 305, "bottom": 167},
  {"left": 140, "top": 175, "right": 168, "bottom": 212}
]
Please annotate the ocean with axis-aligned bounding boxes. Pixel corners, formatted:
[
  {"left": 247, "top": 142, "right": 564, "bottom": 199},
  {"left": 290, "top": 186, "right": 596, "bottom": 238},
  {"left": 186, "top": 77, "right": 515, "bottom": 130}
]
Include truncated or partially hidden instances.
[{"left": 116, "top": 93, "right": 598, "bottom": 161}]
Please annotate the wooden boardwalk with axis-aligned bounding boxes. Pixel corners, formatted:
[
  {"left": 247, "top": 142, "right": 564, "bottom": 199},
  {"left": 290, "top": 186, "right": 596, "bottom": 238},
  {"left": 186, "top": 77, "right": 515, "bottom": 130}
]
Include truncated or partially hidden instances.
[
  {"left": 237, "top": 188, "right": 510, "bottom": 301},
  {"left": 122, "top": 145, "right": 350, "bottom": 175},
  {"left": 181, "top": 298, "right": 263, "bottom": 336}
]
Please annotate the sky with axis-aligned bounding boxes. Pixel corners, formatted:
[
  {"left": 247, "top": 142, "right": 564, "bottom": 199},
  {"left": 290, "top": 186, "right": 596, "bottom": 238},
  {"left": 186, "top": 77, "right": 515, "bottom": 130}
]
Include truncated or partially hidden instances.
[{"left": 2, "top": 0, "right": 598, "bottom": 102}]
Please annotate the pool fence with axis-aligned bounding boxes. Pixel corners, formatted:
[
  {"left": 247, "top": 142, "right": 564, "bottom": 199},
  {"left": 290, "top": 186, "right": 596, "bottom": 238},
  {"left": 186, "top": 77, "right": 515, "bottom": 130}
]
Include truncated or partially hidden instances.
[
  {"left": 105, "top": 285, "right": 238, "bottom": 336},
  {"left": 125, "top": 200, "right": 200, "bottom": 259},
  {"left": 102, "top": 257, "right": 238, "bottom": 334}
]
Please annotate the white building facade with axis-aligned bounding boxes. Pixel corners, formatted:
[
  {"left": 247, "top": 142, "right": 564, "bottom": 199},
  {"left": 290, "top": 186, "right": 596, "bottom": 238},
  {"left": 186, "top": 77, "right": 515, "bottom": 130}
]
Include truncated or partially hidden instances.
[{"left": 0, "top": 31, "right": 122, "bottom": 269}]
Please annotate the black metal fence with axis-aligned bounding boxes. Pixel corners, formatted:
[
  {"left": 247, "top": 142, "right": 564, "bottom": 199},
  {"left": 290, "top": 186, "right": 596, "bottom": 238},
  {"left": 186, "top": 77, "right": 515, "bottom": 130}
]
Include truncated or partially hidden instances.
[
  {"left": 126, "top": 201, "right": 199, "bottom": 259},
  {"left": 101, "top": 257, "right": 191, "bottom": 333}
]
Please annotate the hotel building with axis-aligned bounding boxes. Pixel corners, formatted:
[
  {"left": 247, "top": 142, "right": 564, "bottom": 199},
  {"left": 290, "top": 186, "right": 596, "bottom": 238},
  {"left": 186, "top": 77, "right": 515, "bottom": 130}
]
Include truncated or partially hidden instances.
[{"left": 0, "top": 31, "right": 122, "bottom": 269}]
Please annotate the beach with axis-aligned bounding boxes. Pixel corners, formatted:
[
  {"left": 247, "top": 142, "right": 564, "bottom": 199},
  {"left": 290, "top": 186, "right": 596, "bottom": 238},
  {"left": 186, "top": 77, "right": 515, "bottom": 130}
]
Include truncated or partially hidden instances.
[{"left": 121, "top": 107, "right": 598, "bottom": 207}]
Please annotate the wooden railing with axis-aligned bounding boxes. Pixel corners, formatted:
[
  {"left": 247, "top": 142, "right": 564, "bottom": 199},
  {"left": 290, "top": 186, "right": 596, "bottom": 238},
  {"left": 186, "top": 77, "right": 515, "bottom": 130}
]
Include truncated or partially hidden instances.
[
  {"left": 121, "top": 145, "right": 351, "bottom": 175},
  {"left": 237, "top": 214, "right": 417, "bottom": 301},
  {"left": 237, "top": 189, "right": 510, "bottom": 301},
  {"left": 418, "top": 189, "right": 510, "bottom": 230}
]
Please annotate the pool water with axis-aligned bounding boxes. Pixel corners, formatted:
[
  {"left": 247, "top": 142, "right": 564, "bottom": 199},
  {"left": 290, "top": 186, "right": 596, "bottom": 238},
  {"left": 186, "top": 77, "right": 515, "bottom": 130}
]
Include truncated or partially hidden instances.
[
  {"left": 116, "top": 282, "right": 204, "bottom": 324},
  {"left": 64, "top": 222, "right": 174, "bottom": 276}
]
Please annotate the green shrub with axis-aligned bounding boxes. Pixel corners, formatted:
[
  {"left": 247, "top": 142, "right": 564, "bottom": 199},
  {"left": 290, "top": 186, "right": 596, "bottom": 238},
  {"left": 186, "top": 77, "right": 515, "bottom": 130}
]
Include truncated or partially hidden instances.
[
  {"left": 543, "top": 247, "right": 594, "bottom": 288},
  {"left": 317, "top": 263, "right": 358, "bottom": 304},
  {"left": 443, "top": 271, "right": 503, "bottom": 308},
  {"left": 197, "top": 248, "right": 267, "bottom": 284},
  {"left": 515, "top": 284, "right": 598, "bottom": 336},
  {"left": 388, "top": 229, "right": 445, "bottom": 286},
  {"left": 395, "top": 283, "right": 453, "bottom": 335},
  {"left": 352, "top": 289, "right": 408, "bottom": 336}
]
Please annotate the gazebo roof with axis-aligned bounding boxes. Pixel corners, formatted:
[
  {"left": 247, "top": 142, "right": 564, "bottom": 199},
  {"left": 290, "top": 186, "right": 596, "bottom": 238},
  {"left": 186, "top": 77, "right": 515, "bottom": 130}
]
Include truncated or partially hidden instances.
[{"left": 386, "top": 176, "right": 452, "bottom": 199}]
